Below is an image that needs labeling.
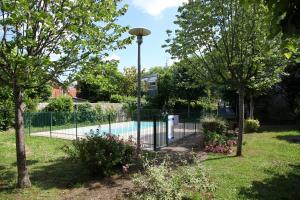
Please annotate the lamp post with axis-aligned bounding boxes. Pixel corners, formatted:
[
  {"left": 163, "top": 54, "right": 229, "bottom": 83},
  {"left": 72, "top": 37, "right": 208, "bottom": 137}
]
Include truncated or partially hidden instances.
[{"left": 129, "top": 28, "right": 151, "bottom": 150}]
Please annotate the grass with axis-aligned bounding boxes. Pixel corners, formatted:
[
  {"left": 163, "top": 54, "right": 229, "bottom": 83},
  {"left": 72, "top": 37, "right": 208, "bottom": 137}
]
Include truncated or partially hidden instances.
[
  {"left": 203, "top": 126, "right": 300, "bottom": 200},
  {"left": 0, "top": 131, "right": 91, "bottom": 200},
  {"left": 0, "top": 126, "right": 300, "bottom": 199}
]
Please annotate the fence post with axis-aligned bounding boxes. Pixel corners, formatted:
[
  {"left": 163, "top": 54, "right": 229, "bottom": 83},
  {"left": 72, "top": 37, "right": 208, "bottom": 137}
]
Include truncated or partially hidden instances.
[
  {"left": 183, "top": 118, "right": 186, "bottom": 137},
  {"left": 28, "top": 112, "right": 31, "bottom": 136},
  {"left": 194, "top": 120, "right": 197, "bottom": 135},
  {"left": 50, "top": 112, "right": 52, "bottom": 138},
  {"left": 165, "top": 115, "right": 168, "bottom": 146},
  {"left": 153, "top": 116, "right": 157, "bottom": 151},
  {"left": 108, "top": 114, "right": 111, "bottom": 134},
  {"left": 75, "top": 111, "right": 78, "bottom": 140}
]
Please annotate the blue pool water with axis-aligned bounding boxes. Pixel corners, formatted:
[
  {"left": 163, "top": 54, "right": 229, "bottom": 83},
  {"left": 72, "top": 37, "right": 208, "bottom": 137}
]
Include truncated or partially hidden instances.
[{"left": 86, "top": 121, "right": 154, "bottom": 136}]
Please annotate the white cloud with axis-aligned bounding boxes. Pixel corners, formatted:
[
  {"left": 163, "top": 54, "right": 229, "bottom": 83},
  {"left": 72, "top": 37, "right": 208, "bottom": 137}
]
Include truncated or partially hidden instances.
[
  {"left": 132, "top": 0, "right": 188, "bottom": 16},
  {"left": 103, "top": 54, "right": 121, "bottom": 61},
  {"left": 167, "top": 58, "right": 180, "bottom": 66}
]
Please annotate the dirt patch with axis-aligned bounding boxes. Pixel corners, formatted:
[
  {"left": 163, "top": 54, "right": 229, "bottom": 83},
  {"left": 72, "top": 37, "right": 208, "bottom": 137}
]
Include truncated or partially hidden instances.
[{"left": 60, "top": 175, "right": 134, "bottom": 200}]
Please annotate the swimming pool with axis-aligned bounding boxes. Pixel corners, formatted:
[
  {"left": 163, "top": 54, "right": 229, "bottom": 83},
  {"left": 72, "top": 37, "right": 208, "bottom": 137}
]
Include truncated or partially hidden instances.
[{"left": 84, "top": 121, "right": 155, "bottom": 136}]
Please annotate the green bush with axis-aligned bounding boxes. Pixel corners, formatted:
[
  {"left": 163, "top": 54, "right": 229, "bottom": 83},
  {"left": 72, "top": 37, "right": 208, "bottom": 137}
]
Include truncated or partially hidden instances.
[
  {"left": 110, "top": 94, "right": 124, "bottom": 103},
  {"left": 131, "top": 159, "right": 215, "bottom": 200},
  {"left": 43, "top": 96, "right": 74, "bottom": 125},
  {"left": 64, "top": 133, "right": 136, "bottom": 176},
  {"left": 201, "top": 116, "right": 227, "bottom": 134},
  {"left": 76, "top": 103, "right": 97, "bottom": 123},
  {"left": 245, "top": 119, "right": 260, "bottom": 133},
  {"left": 45, "top": 96, "right": 74, "bottom": 112}
]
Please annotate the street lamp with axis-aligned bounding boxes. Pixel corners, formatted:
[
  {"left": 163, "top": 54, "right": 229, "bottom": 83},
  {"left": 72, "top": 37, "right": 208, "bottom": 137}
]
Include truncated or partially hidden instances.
[{"left": 129, "top": 27, "right": 151, "bottom": 150}]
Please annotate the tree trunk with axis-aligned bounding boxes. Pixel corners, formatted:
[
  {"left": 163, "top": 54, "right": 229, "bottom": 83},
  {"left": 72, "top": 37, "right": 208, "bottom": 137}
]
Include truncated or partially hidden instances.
[
  {"left": 249, "top": 94, "right": 254, "bottom": 119},
  {"left": 236, "top": 86, "right": 245, "bottom": 157},
  {"left": 13, "top": 85, "right": 31, "bottom": 188}
]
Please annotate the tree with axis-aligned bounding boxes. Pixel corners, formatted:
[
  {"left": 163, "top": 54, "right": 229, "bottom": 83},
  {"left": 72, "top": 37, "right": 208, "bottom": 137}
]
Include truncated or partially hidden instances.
[
  {"left": 76, "top": 60, "right": 123, "bottom": 102},
  {"left": 122, "top": 67, "right": 137, "bottom": 97},
  {"left": 171, "top": 61, "right": 205, "bottom": 117},
  {"left": 164, "top": 0, "right": 284, "bottom": 156},
  {"left": 143, "top": 66, "right": 173, "bottom": 110},
  {"left": 0, "top": 0, "right": 131, "bottom": 188},
  {"left": 246, "top": 54, "right": 285, "bottom": 119},
  {"left": 244, "top": 0, "right": 300, "bottom": 60}
]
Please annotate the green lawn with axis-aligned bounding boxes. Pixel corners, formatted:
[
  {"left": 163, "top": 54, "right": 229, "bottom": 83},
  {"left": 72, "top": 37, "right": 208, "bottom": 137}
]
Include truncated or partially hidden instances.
[
  {"left": 0, "top": 127, "right": 300, "bottom": 200},
  {"left": 0, "top": 131, "right": 90, "bottom": 200},
  {"left": 203, "top": 127, "right": 300, "bottom": 200}
]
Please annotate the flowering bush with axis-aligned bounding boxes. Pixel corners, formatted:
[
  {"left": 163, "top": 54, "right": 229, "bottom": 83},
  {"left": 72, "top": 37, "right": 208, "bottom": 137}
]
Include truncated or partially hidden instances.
[
  {"left": 203, "top": 131, "right": 236, "bottom": 154},
  {"left": 64, "top": 133, "right": 136, "bottom": 176}
]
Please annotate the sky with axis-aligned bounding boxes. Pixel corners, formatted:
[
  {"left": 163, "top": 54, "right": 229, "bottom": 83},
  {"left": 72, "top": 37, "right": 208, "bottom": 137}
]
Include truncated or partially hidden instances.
[{"left": 108, "top": 0, "right": 188, "bottom": 72}]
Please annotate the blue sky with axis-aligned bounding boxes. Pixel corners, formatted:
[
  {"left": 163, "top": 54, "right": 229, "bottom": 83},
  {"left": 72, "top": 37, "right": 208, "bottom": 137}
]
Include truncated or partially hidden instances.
[{"left": 109, "top": 0, "right": 188, "bottom": 72}]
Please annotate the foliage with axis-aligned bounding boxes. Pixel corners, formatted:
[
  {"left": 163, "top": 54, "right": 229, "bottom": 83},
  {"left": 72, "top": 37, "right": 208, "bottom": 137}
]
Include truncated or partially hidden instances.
[
  {"left": 121, "top": 67, "right": 137, "bottom": 97},
  {"left": 0, "top": 87, "right": 14, "bottom": 131},
  {"left": 76, "top": 103, "right": 97, "bottom": 123},
  {"left": 197, "top": 96, "right": 218, "bottom": 112},
  {"left": 201, "top": 116, "right": 227, "bottom": 134},
  {"left": 45, "top": 96, "right": 74, "bottom": 112},
  {"left": 42, "top": 96, "right": 74, "bottom": 125},
  {"left": 0, "top": 0, "right": 132, "bottom": 187},
  {"left": 204, "top": 131, "right": 237, "bottom": 154},
  {"left": 171, "top": 61, "right": 205, "bottom": 114},
  {"left": 64, "top": 133, "right": 136, "bottom": 176},
  {"left": 131, "top": 159, "right": 215, "bottom": 200},
  {"left": 76, "top": 61, "right": 124, "bottom": 102},
  {"left": 164, "top": 0, "right": 285, "bottom": 156},
  {"left": 245, "top": 119, "right": 260, "bottom": 133}
]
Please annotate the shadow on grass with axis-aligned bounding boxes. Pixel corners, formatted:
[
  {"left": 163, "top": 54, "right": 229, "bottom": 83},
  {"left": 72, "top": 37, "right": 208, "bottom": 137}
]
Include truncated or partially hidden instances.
[
  {"left": 276, "top": 135, "right": 300, "bottom": 144},
  {"left": 260, "top": 125, "right": 300, "bottom": 133},
  {"left": 239, "top": 164, "right": 300, "bottom": 200},
  {"left": 29, "top": 158, "right": 92, "bottom": 190},
  {"left": 11, "top": 160, "right": 39, "bottom": 166},
  {"left": 202, "top": 155, "right": 237, "bottom": 162}
]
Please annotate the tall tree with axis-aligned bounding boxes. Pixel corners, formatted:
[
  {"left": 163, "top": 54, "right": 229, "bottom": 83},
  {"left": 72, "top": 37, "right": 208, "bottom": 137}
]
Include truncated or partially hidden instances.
[
  {"left": 172, "top": 61, "right": 205, "bottom": 117},
  {"left": 76, "top": 60, "right": 123, "bottom": 102},
  {"left": 0, "top": 0, "right": 131, "bottom": 187},
  {"left": 122, "top": 67, "right": 137, "bottom": 97},
  {"left": 164, "top": 0, "right": 284, "bottom": 156}
]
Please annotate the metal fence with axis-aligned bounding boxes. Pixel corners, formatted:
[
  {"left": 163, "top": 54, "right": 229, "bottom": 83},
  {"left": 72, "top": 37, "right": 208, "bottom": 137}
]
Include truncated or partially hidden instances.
[{"left": 24, "top": 110, "right": 202, "bottom": 150}]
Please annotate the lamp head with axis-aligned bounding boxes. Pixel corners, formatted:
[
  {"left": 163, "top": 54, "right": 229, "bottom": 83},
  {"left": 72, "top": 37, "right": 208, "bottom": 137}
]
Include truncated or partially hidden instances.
[{"left": 129, "top": 28, "right": 151, "bottom": 36}]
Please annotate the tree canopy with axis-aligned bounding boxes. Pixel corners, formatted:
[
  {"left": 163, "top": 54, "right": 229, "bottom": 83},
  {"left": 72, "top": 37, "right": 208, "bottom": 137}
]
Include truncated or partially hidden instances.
[
  {"left": 0, "top": 0, "right": 131, "bottom": 188},
  {"left": 164, "top": 0, "right": 285, "bottom": 156}
]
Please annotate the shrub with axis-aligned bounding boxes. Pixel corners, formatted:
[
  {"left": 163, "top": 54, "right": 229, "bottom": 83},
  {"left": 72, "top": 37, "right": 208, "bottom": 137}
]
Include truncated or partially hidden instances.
[
  {"left": 131, "top": 159, "right": 215, "bottom": 200},
  {"left": 110, "top": 94, "right": 125, "bottom": 103},
  {"left": 245, "top": 119, "right": 260, "bottom": 133},
  {"left": 64, "top": 133, "right": 136, "bottom": 176},
  {"left": 45, "top": 96, "right": 74, "bottom": 112},
  {"left": 43, "top": 96, "right": 74, "bottom": 125},
  {"left": 76, "top": 103, "right": 97, "bottom": 123},
  {"left": 203, "top": 131, "right": 236, "bottom": 154},
  {"left": 201, "top": 116, "right": 227, "bottom": 134}
]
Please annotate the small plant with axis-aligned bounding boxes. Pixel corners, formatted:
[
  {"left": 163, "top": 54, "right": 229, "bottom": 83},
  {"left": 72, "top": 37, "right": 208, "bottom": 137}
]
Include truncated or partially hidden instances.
[
  {"left": 245, "top": 118, "right": 260, "bottom": 133},
  {"left": 131, "top": 159, "right": 215, "bottom": 200},
  {"left": 64, "top": 134, "right": 136, "bottom": 176},
  {"left": 201, "top": 116, "right": 227, "bottom": 134}
]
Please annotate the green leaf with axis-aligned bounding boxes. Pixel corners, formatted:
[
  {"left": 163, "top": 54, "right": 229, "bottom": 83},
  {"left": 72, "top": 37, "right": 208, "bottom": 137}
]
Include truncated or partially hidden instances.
[{"left": 284, "top": 52, "right": 292, "bottom": 59}]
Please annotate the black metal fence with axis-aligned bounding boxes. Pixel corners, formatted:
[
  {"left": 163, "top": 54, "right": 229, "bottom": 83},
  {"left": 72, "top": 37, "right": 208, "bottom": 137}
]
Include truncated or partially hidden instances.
[{"left": 24, "top": 110, "right": 202, "bottom": 150}]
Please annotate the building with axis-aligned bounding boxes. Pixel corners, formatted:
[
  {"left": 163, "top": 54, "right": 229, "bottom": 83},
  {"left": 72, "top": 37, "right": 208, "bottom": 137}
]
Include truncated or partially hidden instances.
[{"left": 142, "top": 74, "right": 158, "bottom": 96}]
